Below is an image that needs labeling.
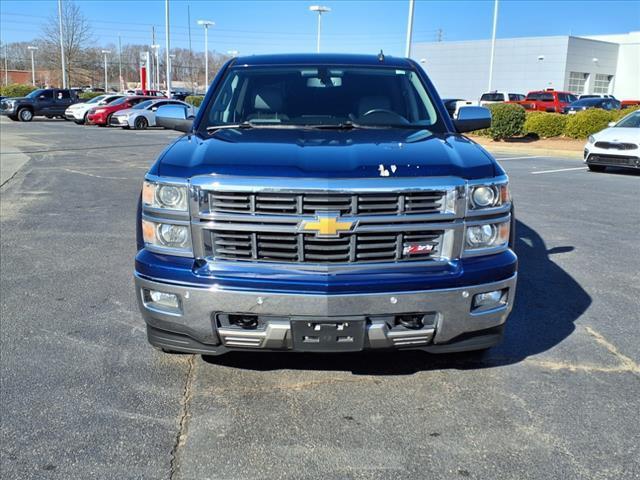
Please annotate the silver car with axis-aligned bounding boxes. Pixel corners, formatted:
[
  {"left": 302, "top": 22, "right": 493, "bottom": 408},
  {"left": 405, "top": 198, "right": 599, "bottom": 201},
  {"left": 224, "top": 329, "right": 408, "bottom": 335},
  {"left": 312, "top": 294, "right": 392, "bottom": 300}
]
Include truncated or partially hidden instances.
[{"left": 110, "top": 99, "right": 196, "bottom": 130}]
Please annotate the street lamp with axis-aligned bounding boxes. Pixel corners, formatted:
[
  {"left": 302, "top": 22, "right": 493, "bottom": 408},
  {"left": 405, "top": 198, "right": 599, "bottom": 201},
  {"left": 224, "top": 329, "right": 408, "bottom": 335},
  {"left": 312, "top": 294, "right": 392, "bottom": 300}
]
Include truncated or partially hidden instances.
[
  {"left": 27, "top": 46, "right": 38, "bottom": 86},
  {"left": 101, "top": 50, "right": 110, "bottom": 91},
  {"left": 227, "top": 50, "right": 239, "bottom": 57},
  {"left": 309, "top": 5, "right": 330, "bottom": 53},
  {"left": 169, "top": 53, "right": 176, "bottom": 94},
  {"left": 151, "top": 44, "right": 160, "bottom": 91},
  {"left": 197, "top": 20, "right": 215, "bottom": 89}
]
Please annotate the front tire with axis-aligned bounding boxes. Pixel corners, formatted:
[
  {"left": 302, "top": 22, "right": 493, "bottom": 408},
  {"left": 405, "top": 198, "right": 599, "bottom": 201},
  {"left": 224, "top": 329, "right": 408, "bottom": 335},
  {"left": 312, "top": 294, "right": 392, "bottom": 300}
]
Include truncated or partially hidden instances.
[
  {"left": 18, "top": 108, "right": 33, "bottom": 122},
  {"left": 134, "top": 116, "right": 148, "bottom": 130},
  {"left": 8, "top": 114, "right": 19, "bottom": 121},
  {"left": 587, "top": 164, "right": 606, "bottom": 172}
]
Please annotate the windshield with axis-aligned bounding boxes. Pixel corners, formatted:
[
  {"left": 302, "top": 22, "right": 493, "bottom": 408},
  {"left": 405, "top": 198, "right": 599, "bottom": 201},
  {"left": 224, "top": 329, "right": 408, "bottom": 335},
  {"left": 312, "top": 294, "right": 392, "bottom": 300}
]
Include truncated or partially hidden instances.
[
  {"left": 133, "top": 100, "right": 154, "bottom": 110},
  {"left": 615, "top": 112, "right": 640, "bottom": 128},
  {"left": 481, "top": 93, "right": 504, "bottom": 102},
  {"left": 570, "top": 98, "right": 600, "bottom": 106},
  {"left": 200, "top": 66, "right": 442, "bottom": 131},
  {"left": 109, "top": 97, "right": 129, "bottom": 106},
  {"left": 26, "top": 89, "right": 46, "bottom": 98},
  {"left": 86, "top": 95, "right": 107, "bottom": 104}
]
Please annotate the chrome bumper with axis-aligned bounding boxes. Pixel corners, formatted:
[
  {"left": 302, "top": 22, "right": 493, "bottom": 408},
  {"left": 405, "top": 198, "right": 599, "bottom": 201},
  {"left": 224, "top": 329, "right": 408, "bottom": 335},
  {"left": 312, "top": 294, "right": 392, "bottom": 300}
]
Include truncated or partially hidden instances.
[{"left": 135, "top": 273, "right": 517, "bottom": 354}]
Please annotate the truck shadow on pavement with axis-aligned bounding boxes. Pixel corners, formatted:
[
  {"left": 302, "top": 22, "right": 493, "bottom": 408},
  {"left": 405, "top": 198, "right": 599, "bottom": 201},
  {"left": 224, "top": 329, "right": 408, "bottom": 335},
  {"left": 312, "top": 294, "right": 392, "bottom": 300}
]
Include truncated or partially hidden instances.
[{"left": 203, "top": 220, "right": 591, "bottom": 375}]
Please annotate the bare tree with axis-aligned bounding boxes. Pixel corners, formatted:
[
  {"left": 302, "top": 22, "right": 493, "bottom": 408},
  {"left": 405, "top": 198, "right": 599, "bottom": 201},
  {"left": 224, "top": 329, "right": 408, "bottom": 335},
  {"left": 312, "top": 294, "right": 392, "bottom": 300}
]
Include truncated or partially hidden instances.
[{"left": 39, "top": 0, "right": 93, "bottom": 86}]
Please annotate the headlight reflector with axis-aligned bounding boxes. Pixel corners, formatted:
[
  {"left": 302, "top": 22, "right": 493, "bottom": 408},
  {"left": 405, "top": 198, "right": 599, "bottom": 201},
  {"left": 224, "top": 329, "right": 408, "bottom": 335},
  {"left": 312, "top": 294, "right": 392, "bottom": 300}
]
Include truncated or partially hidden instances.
[
  {"left": 142, "top": 219, "right": 191, "bottom": 250},
  {"left": 143, "top": 181, "right": 188, "bottom": 211},
  {"left": 469, "top": 183, "right": 509, "bottom": 209},
  {"left": 472, "top": 186, "right": 496, "bottom": 207},
  {"left": 465, "top": 221, "right": 510, "bottom": 250},
  {"left": 588, "top": 135, "right": 595, "bottom": 144}
]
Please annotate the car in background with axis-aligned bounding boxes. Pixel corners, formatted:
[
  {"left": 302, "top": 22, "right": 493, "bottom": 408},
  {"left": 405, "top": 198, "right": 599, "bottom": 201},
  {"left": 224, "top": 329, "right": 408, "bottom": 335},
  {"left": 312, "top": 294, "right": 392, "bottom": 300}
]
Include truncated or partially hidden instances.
[
  {"left": 584, "top": 110, "right": 639, "bottom": 172},
  {"left": 563, "top": 97, "right": 621, "bottom": 114},
  {"left": 512, "top": 89, "right": 577, "bottom": 113},
  {"left": 65, "top": 94, "right": 124, "bottom": 124},
  {"left": 621, "top": 100, "right": 640, "bottom": 109},
  {"left": 125, "top": 89, "right": 165, "bottom": 97},
  {"left": 0, "top": 88, "right": 80, "bottom": 121},
  {"left": 110, "top": 99, "right": 196, "bottom": 129},
  {"left": 479, "top": 91, "right": 525, "bottom": 106},
  {"left": 86, "top": 95, "right": 159, "bottom": 126},
  {"left": 578, "top": 94, "right": 618, "bottom": 100},
  {"left": 442, "top": 98, "right": 478, "bottom": 118}
]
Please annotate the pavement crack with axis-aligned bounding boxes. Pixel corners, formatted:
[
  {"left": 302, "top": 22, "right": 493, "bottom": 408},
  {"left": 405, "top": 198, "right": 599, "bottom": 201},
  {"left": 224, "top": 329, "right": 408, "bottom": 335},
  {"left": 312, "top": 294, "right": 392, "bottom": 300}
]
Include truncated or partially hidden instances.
[
  {"left": 169, "top": 355, "right": 196, "bottom": 480},
  {"left": 585, "top": 326, "right": 640, "bottom": 375}
]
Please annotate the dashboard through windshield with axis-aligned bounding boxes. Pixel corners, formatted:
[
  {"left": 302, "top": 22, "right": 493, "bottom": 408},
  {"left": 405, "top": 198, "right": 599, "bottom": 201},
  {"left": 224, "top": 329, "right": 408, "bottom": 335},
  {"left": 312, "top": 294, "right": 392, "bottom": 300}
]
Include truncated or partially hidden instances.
[{"left": 200, "top": 65, "right": 444, "bottom": 132}]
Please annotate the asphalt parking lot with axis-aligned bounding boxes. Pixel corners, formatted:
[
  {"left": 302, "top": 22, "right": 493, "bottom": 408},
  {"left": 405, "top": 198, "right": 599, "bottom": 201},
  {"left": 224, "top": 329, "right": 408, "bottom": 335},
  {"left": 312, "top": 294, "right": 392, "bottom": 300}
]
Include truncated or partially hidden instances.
[{"left": 1, "top": 117, "right": 639, "bottom": 480}]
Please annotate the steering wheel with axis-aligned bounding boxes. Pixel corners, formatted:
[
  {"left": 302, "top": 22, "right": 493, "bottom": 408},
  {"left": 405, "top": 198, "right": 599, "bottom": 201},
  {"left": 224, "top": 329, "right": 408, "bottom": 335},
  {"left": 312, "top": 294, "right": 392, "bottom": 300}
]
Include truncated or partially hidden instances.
[{"left": 361, "top": 109, "right": 409, "bottom": 123}]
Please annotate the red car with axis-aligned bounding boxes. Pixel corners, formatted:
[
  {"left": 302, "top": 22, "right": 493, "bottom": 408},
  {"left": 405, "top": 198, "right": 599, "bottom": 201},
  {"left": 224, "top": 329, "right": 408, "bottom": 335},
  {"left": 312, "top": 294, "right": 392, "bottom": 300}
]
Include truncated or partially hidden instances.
[
  {"left": 621, "top": 100, "right": 640, "bottom": 109},
  {"left": 509, "top": 89, "right": 578, "bottom": 113},
  {"left": 86, "top": 95, "right": 164, "bottom": 126}
]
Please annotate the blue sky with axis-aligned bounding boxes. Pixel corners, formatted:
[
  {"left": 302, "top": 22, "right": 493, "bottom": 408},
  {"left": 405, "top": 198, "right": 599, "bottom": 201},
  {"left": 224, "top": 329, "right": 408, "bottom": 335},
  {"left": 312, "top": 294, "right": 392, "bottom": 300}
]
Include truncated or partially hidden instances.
[{"left": 1, "top": 0, "right": 638, "bottom": 56}]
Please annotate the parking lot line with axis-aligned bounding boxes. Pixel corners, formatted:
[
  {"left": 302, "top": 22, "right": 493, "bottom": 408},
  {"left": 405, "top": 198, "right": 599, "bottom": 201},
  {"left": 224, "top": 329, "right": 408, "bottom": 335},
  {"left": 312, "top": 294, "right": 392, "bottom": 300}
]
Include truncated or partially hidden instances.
[
  {"left": 531, "top": 167, "right": 587, "bottom": 175},
  {"left": 495, "top": 155, "right": 546, "bottom": 160}
]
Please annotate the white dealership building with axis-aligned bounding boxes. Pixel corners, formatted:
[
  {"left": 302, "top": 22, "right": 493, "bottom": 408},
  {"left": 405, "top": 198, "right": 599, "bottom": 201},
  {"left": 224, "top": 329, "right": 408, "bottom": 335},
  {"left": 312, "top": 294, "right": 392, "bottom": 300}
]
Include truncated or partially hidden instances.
[{"left": 412, "top": 31, "right": 639, "bottom": 101}]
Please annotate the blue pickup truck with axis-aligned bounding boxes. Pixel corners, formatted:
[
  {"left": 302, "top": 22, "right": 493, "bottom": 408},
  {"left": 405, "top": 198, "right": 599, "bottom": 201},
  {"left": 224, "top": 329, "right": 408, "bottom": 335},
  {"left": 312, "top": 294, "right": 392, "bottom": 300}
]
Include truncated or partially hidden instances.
[{"left": 135, "top": 53, "right": 517, "bottom": 355}]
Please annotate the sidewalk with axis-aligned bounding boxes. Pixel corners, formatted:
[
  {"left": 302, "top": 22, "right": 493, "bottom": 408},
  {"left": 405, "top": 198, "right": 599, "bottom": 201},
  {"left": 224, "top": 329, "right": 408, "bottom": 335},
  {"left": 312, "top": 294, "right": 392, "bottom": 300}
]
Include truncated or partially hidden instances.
[{"left": 468, "top": 135, "right": 584, "bottom": 159}]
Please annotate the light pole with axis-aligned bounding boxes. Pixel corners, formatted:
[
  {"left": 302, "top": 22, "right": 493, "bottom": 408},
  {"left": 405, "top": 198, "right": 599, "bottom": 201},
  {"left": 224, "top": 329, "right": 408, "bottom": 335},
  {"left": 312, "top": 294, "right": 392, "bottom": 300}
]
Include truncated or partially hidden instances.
[
  {"left": 165, "top": 0, "right": 171, "bottom": 93},
  {"left": 169, "top": 53, "right": 176, "bottom": 92},
  {"left": 27, "top": 46, "right": 38, "bottom": 86},
  {"left": 487, "top": 0, "right": 499, "bottom": 92},
  {"left": 58, "top": 0, "right": 67, "bottom": 88},
  {"left": 227, "top": 50, "right": 239, "bottom": 57},
  {"left": 101, "top": 50, "right": 110, "bottom": 91},
  {"left": 405, "top": 0, "right": 415, "bottom": 58},
  {"left": 197, "top": 20, "right": 214, "bottom": 89},
  {"left": 309, "top": 5, "right": 330, "bottom": 53}
]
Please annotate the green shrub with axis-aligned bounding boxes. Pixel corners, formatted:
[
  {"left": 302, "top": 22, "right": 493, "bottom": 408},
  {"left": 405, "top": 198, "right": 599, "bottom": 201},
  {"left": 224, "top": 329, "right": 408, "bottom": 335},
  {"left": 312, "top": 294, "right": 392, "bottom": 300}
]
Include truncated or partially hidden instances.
[
  {"left": 0, "top": 83, "right": 37, "bottom": 97},
  {"left": 477, "top": 103, "right": 526, "bottom": 140},
  {"left": 185, "top": 95, "right": 203, "bottom": 107},
  {"left": 563, "top": 109, "right": 617, "bottom": 139},
  {"left": 524, "top": 111, "right": 567, "bottom": 138},
  {"left": 79, "top": 91, "right": 105, "bottom": 100}
]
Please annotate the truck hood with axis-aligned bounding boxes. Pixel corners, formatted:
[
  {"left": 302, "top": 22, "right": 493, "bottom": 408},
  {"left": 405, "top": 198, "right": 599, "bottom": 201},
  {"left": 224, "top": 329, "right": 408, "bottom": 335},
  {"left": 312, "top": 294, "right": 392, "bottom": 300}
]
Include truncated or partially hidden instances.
[{"left": 156, "top": 128, "right": 498, "bottom": 179}]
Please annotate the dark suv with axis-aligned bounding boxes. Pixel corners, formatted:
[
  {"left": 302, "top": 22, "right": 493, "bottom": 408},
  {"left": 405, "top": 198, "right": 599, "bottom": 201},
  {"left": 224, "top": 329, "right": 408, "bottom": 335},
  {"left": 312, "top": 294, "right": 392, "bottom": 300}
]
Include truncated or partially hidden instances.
[{"left": 0, "top": 88, "right": 80, "bottom": 122}]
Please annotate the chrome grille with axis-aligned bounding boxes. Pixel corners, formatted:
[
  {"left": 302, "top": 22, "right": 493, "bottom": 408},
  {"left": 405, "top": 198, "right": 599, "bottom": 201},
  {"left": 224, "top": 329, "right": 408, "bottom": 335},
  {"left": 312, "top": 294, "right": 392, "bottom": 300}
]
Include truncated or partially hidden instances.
[
  {"left": 207, "top": 191, "right": 445, "bottom": 216},
  {"left": 207, "top": 230, "right": 443, "bottom": 264}
]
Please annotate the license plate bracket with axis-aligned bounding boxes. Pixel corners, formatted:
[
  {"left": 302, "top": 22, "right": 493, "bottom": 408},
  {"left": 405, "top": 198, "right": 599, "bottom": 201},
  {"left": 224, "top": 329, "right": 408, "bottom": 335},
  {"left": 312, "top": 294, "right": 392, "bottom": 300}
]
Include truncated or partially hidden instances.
[{"left": 290, "top": 318, "right": 366, "bottom": 352}]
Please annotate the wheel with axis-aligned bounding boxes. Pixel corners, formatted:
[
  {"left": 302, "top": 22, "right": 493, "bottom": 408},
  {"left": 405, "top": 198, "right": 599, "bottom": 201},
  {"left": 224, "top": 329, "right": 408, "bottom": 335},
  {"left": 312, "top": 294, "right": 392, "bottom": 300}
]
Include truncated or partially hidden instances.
[
  {"left": 7, "top": 114, "right": 19, "bottom": 121},
  {"left": 587, "top": 164, "right": 606, "bottom": 172},
  {"left": 134, "top": 116, "right": 148, "bottom": 130},
  {"left": 18, "top": 108, "right": 33, "bottom": 122}
]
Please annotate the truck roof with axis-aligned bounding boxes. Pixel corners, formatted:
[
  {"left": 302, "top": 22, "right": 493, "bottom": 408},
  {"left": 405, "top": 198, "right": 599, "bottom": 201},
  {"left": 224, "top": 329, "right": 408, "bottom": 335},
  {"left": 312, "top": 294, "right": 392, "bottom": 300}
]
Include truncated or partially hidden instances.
[{"left": 232, "top": 53, "right": 413, "bottom": 68}]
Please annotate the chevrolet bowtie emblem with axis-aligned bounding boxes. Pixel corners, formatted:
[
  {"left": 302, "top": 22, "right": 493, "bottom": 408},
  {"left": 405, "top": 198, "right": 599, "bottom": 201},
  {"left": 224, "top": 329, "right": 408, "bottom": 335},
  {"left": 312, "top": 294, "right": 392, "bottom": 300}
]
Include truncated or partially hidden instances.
[{"left": 300, "top": 214, "right": 355, "bottom": 237}]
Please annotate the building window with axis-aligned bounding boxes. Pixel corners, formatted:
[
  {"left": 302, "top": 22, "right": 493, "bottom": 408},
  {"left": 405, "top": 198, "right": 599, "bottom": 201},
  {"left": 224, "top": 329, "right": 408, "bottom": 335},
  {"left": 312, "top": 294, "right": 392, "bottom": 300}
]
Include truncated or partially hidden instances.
[
  {"left": 568, "top": 72, "right": 588, "bottom": 94},
  {"left": 593, "top": 74, "right": 613, "bottom": 94}
]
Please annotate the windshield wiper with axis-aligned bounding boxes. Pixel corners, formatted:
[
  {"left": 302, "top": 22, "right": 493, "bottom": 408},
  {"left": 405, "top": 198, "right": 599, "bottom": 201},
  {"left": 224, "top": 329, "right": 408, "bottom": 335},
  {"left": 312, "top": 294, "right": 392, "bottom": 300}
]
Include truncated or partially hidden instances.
[
  {"left": 206, "top": 121, "right": 255, "bottom": 133},
  {"left": 305, "top": 121, "right": 369, "bottom": 130}
]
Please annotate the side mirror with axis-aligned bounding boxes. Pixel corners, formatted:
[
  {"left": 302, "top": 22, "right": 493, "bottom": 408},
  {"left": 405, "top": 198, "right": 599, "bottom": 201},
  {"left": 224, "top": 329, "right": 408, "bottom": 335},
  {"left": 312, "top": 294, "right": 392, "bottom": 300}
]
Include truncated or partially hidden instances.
[
  {"left": 608, "top": 121, "right": 616, "bottom": 127},
  {"left": 156, "top": 104, "right": 194, "bottom": 133},
  {"left": 453, "top": 106, "right": 491, "bottom": 133}
]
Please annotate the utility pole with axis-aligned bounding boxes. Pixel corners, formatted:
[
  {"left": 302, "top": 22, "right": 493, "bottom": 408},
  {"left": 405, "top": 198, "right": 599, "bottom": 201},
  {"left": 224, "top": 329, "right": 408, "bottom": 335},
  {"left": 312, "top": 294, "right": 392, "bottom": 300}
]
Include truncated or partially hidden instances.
[
  {"left": 404, "top": 0, "right": 415, "bottom": 58},
  {"left": 188, "top": 4, "right": 193, "bottom": 93},
  {"left": 151, "top": 25, "right": 156, "bottom": 89},
  {"left": 118, "top": 34, "right": 123, "bottom": 91},
  {"left": 102, "top": 50, "right": 110, "bottom": 91},
  {"left": 58, "top": 0, "right": 67, "bottom": 88},
  {"left": 28, "top": 46, "right": 38, "bottom": 86},
  {"left": 488, "top": 0, "right": 499, "bottom": 92},
  {"left": 3, "top": 42, "right": 8, "bottom": 86},
  {"left": 197, "top": 20, "right": 214, "bottom": 89},
  {"left": 165, "top": 0, "right": 171, "bottom": 93},
  {"left": 309, "top": 6, "right": 330, "bottom": 53}
]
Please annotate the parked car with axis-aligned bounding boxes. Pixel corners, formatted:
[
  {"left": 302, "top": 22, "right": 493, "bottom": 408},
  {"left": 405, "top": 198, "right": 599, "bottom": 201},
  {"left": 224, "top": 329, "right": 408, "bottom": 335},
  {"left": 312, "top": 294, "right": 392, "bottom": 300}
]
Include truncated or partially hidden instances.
[
  {"left": 563, "top": 97, "right": 621, "bottom": 114},
  {"left": 138, "top": 53, "right": 516, "bottom": 356},
  {"left": 110, "top": 99, "right": 196, "bottom": 129},
  {"left": 578, "top": 94, "right": 617, "bottom": 100},
  {"left": 0, "top": 88, "right": 80, "bottom": 122},
  {"left": 584, "top": 110, "right": 640, "bottom": 172},
  {"left": 512, "top": 89, "right": 577, "bottom": 113},
  {"left": 86, "top": 95, "right": 159, "bottom": 126},
  {"left": 169, "top": 90, "right": 192, "bottom": 101},
  {"left": 442, "top": 98, "right": 478, "bottom": 117},
  {"left": 479, "top": 91, "right": 525, "bottom": 105},
  {"left": 65, "top": 94, "right": 124, "bottom": 124},
  {"left": 125, "top": 89, "right": 165, "bottom": 97},
  {"left": 621, "top": 100, "right": 640, "bottom": 109}
]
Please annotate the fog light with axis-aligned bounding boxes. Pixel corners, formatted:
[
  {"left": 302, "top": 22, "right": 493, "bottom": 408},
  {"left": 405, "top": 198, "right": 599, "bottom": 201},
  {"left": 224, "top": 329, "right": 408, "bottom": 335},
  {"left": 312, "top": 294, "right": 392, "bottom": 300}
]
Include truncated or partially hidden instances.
[
  {"left": 143, "top": 289, "right": 181, "bottom": 312},
  {"left": 472, "top": 290, "right": 506, "bottom": 309}
]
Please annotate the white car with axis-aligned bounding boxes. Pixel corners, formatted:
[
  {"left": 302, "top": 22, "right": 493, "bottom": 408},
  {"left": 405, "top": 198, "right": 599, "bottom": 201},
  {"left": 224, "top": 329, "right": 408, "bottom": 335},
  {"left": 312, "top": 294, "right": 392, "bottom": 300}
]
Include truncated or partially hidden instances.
[
  {"left": 584, "top": 110, "right": 640, "bottom": 172},
  {"left": 479, "top": 91, "right": 525, "bottom": 106},
  {"left": 64, "top": 94, "right": 124, "bottom": 124},
  {"left": 109, "top": 99, "right": 196, "bottom": 130}
]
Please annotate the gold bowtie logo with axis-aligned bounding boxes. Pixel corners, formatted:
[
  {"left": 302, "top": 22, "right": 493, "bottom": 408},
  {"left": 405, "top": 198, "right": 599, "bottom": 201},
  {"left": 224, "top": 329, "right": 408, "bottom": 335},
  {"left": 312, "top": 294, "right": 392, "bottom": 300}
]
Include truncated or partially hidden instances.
[{"left": 300, "top": 214, "right": 355, "bottom": 237}]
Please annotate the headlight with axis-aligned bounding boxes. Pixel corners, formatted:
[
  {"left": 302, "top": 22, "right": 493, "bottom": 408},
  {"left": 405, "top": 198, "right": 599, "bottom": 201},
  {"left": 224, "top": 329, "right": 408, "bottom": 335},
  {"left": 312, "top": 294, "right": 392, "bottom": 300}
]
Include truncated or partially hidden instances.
[
  {"left": 588, "top": 135, "right": 595, "bottom": 144},
  {"left": 142, "top": 219, "right": 191, "bottom": 250},
  {"left": 465, "top": 221, "right": 510, "bottom": 251},
  {"left": 468, "top": 183, "right": 509, "bottom": 209},
  {"left": 143, "top": 181, "right": 188, "bottom": 211}
]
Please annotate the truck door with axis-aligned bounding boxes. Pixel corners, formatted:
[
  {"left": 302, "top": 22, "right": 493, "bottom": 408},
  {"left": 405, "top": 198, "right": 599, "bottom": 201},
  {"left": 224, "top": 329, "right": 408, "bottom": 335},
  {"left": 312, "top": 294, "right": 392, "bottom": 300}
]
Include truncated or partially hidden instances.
[
  {"left": 53, "top": 90, "right": 74, "bottom": 114},
  {"left": 35, "top": 89, "right": 55, "bottom": 115}
]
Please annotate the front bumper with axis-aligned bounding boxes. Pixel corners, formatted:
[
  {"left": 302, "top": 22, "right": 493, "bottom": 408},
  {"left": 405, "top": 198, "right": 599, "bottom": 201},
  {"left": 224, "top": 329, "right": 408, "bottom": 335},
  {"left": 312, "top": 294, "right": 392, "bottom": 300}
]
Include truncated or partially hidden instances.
[
  {"left": 110, "top": 115, "right": 130, "bottom": 126},
  {"left": 135, "top": 272, "right": 517, "bottom": 355},
  {"left": 86, "top": 112, "right": 107, "bottom": 125},
  {"left": 585, "top": 146, "right": 640, "bottom": 169}
]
